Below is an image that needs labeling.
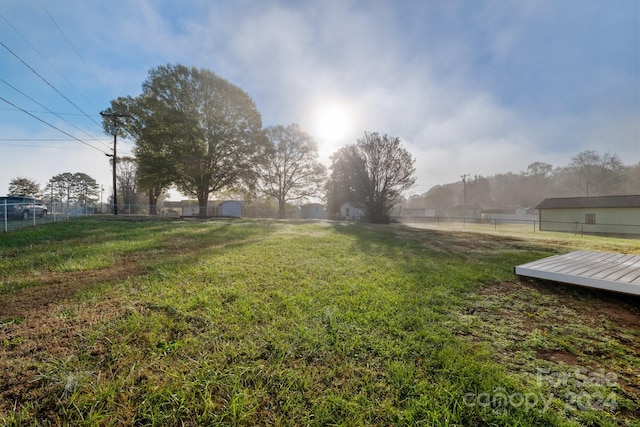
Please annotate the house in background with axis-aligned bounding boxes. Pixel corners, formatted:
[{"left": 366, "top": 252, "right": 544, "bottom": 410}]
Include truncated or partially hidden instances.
[
  {"left": 162, "top": 200, "right": 218, "bottom": 217},
  {"left": 300, "top": 203, "right": 324, "bottom": 219},
  {"left": 162, "top": 200, "right": 242, "bottom": 217},
  {"left": 340, "top": 201, "right": 365, "bottom": 220},
  {"left": 536, "top": 195, "right": 640, "bottom": 236}
]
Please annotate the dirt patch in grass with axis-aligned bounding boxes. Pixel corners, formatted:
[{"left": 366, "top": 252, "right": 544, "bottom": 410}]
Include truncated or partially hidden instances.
[
  {"left": 481, "top": 279, "right": 640, "bottom": 329},
  {"left": 534, "top": 348, "right": 581, "bottom": 366},
  {"left": 0, "top": 263, "right": 147, "bottom": 318},
  {"left": 468, "top": 278, "right": 640, "bottom": 418},
  {"left": 0, "top": 262, "right": 148, "bottom": 415}
]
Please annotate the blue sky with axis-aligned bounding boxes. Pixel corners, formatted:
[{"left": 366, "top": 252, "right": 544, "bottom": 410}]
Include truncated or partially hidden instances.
[{"left": 1, "top": 0, "right": 638, "bottom": 199}]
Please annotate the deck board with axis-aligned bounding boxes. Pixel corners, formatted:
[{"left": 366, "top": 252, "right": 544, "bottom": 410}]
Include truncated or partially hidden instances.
[{"left": 515, "top": 251, "right": 640, "bottom": 296}]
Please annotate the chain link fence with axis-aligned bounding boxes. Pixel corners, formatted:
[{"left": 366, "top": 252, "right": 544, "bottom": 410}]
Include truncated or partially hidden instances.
[
  {"left": 395, "top": 216, "right": 640, "bottom": 238},
  {"left": 1, "top": 199, "right": 74, "bottom": 233},
  {"left": 4, "top": 203, "right": 640, "bottom": 239}
]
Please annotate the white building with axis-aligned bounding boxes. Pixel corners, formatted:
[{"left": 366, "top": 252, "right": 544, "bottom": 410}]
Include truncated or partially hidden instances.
[
  {"left": 300, "top": 203, "right": 324, "bottom": 219},
  {"left": 340, "top": 201, "right": 365, "bottom": 220},
  {"left": 220, "top": 200, "right": 242, "bottom": 217},
  {"left": 537, "top": 195, "right": 640, "bottom": 235}
]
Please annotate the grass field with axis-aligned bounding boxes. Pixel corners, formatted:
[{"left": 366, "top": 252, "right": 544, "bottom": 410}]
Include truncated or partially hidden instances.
[{"left": 0, "top": 218, "right": 639, "bottom": 426}]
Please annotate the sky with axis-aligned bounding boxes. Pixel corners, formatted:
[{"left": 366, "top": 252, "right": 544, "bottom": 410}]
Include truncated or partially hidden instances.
[{"left": 1, "top": 0, "right": 638, "bottom": 200}]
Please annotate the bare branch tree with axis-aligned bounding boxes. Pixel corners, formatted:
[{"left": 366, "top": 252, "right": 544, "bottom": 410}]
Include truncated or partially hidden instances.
[
  {"left": 259, "top": 124, "right": 327, "bottom": 218},
  {"left": 328, "top": 132, "right": 416, "bottom": 223}
]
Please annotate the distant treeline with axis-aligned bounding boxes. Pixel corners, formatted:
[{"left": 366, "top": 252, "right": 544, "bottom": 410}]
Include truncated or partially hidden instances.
[{"left": 405, "top": 150, "right": 640, "bottom": 210}]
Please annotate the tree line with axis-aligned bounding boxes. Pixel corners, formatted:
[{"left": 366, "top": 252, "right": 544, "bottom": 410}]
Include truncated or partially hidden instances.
[
  {"left": 406, "top": 150, "right": 640, "bottom": 211},
  {"left": 7, "top": 173, "right": 99, "bottom": 211},
  {"left": 10, "top": 63, "right": 635, "bottom": 221},
  {"left": 7, "top": 64, "right": 415, "bottom": 223}
]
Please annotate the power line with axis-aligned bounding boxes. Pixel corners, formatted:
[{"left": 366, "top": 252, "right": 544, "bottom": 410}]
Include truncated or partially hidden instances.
[
  {"left": 0, "top": 141, "right": 99, "bottom": 150},
  {"left": 0, "top": 95, "right": 107, "bottom": 154},
  {"left": 39, "top": 3, "right": 113, "bottom": 102},
  {"left": 0, "top": 138, "right": 110, "bottom": 142},
  {"left": 0, "top": 107, "right": 101, "bottom": 118},
  {"left": 0, "top": 12, "right": 103, "bottom": 114},
  {"left": 0, "top": 138, "right": 110, "bottom": 150},
  {"left": 0, "top": 77, "right": 112, "bottom": 150},
  {"left": 0, "top": 40, "right": 104, "bottom": 131}
]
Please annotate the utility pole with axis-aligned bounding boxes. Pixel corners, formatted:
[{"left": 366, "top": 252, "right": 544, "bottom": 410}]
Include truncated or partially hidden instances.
[
  {"left": 100, "top": 111, "right": 129, "bottom": 215},
  {"left": 460, "top": 173, "right": 470, "bottom": 206}
]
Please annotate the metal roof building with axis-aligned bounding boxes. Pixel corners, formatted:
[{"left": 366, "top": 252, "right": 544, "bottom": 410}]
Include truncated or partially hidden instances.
[{"left": 536, "top": 195, "right": 640, "bottom": 236}]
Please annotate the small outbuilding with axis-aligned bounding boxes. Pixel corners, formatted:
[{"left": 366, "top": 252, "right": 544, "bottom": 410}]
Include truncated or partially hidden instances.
[
  {"left": 401, "top": 207, "right": 437, "bottom": 218},
  {"left": 163, "top": 200, "right": 242, "bottom": 218},
  {"left": 164, "top": 200, "right": 218, "bottom": 217},
  {"left": 340, "top": 201, "right": 365, "bottom": 221},
  {"left": 300, "top": 203, "right": 324, "bottom": 219},
  {"left": 536, "top": 194, "right": 640, "bottom": 236},
  {"left": 219, "top": 200, "right": 242, "bottom": 218}
]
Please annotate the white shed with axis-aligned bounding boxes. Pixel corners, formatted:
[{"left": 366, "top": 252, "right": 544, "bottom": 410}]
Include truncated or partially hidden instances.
[
  {"left": 220, "top": 201, "right": 242, "bottom": 218},
  {"left": 340, "top": 201, "right": 365, "bottom": 220},
  {"left": 536, "top": 195, "right": 640, "bottom": 235},
  {"left": 300, "top": 203, "right": 324, "bottom": 219}
]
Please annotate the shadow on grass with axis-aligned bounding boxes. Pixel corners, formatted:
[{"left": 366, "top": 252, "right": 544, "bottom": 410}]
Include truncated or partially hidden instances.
[
  {"left": 0, "top": 218, "right": 278, "bottom": 312},
  {"left": 325, "top": 221, "right": 640, "bottom": 425},
  {"left": 331, "top": 220, "right": 640, "bottom": 306},
  {"left": 329, "top": 220, "right": 550, "bottom": 278}
]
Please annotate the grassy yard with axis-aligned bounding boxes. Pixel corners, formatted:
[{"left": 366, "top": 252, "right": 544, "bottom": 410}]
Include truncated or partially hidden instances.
[{"left": 0, "top": 218, "right": 638, "bottom": 426}]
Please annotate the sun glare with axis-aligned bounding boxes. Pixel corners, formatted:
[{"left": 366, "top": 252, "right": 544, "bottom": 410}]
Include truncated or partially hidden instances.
[{"left": 313, "top": 102, "right": 354, "bottom": 145}]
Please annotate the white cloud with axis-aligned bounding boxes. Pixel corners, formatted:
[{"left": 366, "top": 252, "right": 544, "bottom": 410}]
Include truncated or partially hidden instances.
[{"left": 0, "top": 0, "right": 637, "bottom": 198}]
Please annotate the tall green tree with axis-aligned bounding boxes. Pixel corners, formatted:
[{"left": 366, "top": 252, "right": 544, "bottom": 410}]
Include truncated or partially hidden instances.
[
  {"left": 104, "top": 95, "right": 175, "bottom": 215},
  {"left": 259, "top": 124, "right": 327, "bottom": 218},
  {"left": 325, "top": 148, "right": 360, "bottom": 216},
  {"left": 328, "top": 132, "right": 416, "bottom": 223},
  {"left": 45, "top": 172, "right": 99, "bottom": 212},
  {"left": 7, "top": 177, "right": 41, "bottom": 197},
  {"left": 107, "top": 64, "right": 265, "bottom": 217}
]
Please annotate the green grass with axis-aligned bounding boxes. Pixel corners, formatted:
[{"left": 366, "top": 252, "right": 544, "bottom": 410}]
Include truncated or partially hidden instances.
[{"left": 0, "top": 218, "right": 638, "bottom": 425}]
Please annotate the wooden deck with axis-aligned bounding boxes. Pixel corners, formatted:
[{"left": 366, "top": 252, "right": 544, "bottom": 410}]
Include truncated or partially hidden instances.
[{"left": 515, "top": 251, "right": 640, "bottom": 296}]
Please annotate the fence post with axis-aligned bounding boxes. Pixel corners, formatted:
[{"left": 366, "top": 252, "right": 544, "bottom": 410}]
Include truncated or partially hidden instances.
[
  {"left": 32, "top": 200, "right": 36, "bottom": 227},
  {"left": 3, "top": 199, "right": 7, "bottom": 233}
]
